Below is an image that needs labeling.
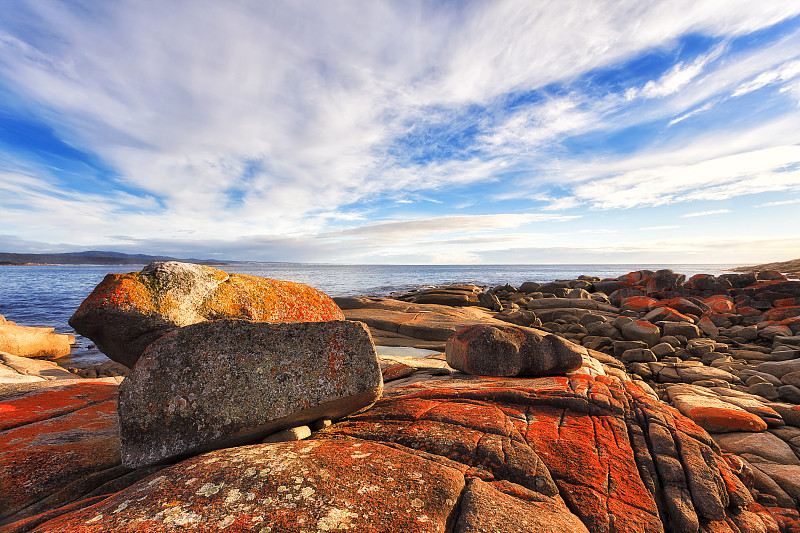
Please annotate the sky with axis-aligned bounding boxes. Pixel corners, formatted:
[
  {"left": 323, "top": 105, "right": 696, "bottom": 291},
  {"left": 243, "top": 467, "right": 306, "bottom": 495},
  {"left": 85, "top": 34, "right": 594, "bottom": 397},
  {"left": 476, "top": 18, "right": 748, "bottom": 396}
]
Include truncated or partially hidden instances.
[{"left": 1, "top": 1, "right": 800, "bottom": 264}]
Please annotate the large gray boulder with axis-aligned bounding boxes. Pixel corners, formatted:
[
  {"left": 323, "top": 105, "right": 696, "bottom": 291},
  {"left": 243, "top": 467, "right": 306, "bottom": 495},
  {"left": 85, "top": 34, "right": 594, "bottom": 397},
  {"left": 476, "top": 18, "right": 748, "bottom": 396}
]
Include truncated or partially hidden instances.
[
  {"left": 119, "top": 319, "right": 382, "bottom": 468},
  {"left": 445, "top": 324, "right": 583, "bottom": 377}
]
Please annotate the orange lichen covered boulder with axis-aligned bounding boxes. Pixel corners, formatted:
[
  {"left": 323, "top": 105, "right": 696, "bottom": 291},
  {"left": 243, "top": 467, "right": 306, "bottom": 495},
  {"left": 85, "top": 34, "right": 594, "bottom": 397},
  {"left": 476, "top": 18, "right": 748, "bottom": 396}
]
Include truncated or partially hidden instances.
[
  {"left": 703, "top": 295, "right": 737, "bottom": 314},
  {"left": 118, "top": 319, "right": 382, "bottom": 468},
  {"left": 765, "top": 306, "right": 800, "bottom": 321},
  {"left": 687, "top": 407, "right": 768, "bottom": 433},
  {"left": 651, "top": 297, "right": 706, "bottom": 316},
  {"left": 620, "top": 296, "right": 659, "bottom": 311},
  {"left": 68, "top": 261, "right": 344, "bottom": 367},
  {"left": 643, "top": 306, "right": 694, "bottom": 323}
]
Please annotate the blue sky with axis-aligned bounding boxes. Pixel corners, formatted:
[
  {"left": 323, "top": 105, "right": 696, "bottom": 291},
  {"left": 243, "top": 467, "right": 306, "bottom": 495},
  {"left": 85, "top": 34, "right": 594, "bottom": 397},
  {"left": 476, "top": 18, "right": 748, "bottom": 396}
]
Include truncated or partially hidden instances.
[{"left": 1, "top": 1, "right": 800, "bottom": 264}]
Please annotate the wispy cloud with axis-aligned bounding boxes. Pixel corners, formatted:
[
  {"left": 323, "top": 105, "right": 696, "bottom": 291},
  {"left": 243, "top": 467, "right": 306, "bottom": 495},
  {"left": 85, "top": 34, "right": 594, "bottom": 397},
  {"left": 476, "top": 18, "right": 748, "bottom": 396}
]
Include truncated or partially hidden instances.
[
  {"left": 680, "top": 209, "right": 731, "bottom": 218},
  {"left": 756, "top": 198, "right": 800, "bottom": 207}
]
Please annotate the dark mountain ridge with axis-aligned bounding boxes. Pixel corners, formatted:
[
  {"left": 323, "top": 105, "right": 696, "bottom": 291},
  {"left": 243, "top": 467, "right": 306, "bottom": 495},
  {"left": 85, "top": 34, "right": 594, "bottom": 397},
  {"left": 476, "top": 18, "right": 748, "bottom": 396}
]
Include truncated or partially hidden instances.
[{"left": 0, "top": 250, "right": 233, "bottom": 266}]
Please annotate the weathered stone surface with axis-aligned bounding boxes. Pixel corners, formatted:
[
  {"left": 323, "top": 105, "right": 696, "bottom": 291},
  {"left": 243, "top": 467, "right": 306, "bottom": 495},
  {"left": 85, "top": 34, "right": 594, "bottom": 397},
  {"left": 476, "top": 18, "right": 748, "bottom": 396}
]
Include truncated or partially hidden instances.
[
  {"left": 714, "top": 432, "right": 800, "bottom": 466},
  {"left": 453, "top": 478, "right": 589, "bottom": 533},
  {"left": 0, "top": 381, "right": 122, "bottom": 524},
  {"left": 0, "top": 323, "right": 73, "bottom": 359},
  {"left": 445, "top": 324, "right": 584, "bottom": 377},
  {"left": 621, "top": 320, "right": 661, "bottom": 347},
  {"left": 119, "top": 319, "right": 382, "bottom": 468},
  {"left": 26, "top": 439, "right": 468, "bottom": 533},
  {"left": 321, "top": 375, "right": 762, "bottom": 533},
  {"left": 336, "top": 296, "right": 511, "bottom": 349},
  {"left": 667, "top": 384, "right": 769, "bottom": 433},
  {"left": 0, "top": 352, "right": 77, "bottom": 384},
  {"left": 69, "top": 261, "right": 344, "bottom": 367},
  {"left": 757, "top": 359, "right": 800, "bottom": 380}
]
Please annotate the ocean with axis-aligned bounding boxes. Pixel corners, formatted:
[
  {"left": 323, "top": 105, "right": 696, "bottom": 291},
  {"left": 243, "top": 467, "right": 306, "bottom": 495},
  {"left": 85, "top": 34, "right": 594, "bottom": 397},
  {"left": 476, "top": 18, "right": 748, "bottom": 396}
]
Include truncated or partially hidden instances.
[{"left": 0, "top": 262, "right": 738, "bottom": 367}]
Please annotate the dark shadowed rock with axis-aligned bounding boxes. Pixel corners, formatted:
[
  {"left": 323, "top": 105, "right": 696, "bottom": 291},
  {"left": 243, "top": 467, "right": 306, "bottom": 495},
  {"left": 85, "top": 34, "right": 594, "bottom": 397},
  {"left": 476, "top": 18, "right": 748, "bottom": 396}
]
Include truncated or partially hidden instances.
[
  {"left": 119, "top": 319, "right": 382, "bottom": 468},
  {"left": 69, "top": 262, "right": 344, "bottom": 367},
  {"left": 445, "top": 324, "right": 584, "bottom": 377}
]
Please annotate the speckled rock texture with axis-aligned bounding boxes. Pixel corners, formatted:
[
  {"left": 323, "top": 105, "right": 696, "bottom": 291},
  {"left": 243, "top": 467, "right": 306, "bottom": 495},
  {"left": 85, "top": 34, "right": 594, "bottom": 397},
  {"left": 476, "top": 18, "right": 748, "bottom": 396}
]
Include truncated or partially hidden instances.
[
  {"left": 119, "top": 319, "right": 383, "bottom": 468},
  {"left": 68, "top": 261, "right": 345, "bottom": 367},
  {"left": 0, "top": 381, "right": 153, "bottom": 528},
  {"left": 0, "top": 317, "right": 74, "bottom": 359},
  {"left": 445, "top": 324, "right": 584, "bottom": 377},
  {"left": 16, "top": 374, "right": 783, "bottom": 533}
]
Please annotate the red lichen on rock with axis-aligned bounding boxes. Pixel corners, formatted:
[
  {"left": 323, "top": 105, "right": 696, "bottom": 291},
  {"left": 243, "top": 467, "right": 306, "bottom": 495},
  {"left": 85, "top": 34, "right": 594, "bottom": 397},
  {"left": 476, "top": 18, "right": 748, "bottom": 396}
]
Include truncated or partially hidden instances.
[
  {"left": 621, "top": 296, "right": 660, "bottom": 310},
  {"left": 0, "top": 383, "right": 121, "bottom": 522},
  {"left": 703, "top": 295, "right": 737, "bottom": 314},
  {"left": 687, "top": 407, "right": 768, "bottom": 433},
  {"left": 765, "top": 306, "right": 800, "bottom": 322}
]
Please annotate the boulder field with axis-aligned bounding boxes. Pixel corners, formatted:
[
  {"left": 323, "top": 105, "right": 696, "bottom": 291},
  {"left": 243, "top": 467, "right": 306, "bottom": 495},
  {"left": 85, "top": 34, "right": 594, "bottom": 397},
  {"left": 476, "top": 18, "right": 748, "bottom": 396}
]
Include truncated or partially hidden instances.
[{"left": 2, "top": 263, "right": 800, "bottom": 532}]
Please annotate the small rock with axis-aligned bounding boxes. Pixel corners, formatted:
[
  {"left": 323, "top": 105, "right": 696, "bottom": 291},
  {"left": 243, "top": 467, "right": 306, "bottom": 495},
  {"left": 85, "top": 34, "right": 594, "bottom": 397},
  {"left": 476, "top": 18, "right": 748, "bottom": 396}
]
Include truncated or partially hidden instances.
[
  {"left": 621, "top": 348, "right": 657, "bottom": 363},
  {"left": 261, "top": 425, "right": 312, "bottom": 443},
  {"left": 748, "top": 383, "right": 779, "bottom": 401}
]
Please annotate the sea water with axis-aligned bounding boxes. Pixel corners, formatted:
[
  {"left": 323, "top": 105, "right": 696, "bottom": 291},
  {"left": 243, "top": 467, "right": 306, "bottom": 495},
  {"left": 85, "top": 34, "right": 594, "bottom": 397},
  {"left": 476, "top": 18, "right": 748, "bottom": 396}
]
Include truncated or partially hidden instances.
[{"left": 0, "top": 262, "right": 737, "bottom": 366}]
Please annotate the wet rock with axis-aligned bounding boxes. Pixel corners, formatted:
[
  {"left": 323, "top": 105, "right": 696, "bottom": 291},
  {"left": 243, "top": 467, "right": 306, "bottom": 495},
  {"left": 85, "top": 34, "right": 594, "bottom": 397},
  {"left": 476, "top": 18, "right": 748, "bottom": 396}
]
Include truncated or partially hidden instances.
[
  {"left": 69, "top": 261, "right": 344, "bottom": 367},
  {"left": 445, "top": 324, "right": 583, "bottom": 377},
  {"left": 119, "top": 319, "right": 382, "bottom": 468}
]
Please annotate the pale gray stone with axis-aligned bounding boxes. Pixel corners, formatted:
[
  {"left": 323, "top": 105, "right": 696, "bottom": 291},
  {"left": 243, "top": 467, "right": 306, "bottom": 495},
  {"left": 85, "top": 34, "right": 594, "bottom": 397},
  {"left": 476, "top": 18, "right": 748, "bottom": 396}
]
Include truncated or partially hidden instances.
[{"left": 119, "top": 319, "right": 382, "bottom": 468}]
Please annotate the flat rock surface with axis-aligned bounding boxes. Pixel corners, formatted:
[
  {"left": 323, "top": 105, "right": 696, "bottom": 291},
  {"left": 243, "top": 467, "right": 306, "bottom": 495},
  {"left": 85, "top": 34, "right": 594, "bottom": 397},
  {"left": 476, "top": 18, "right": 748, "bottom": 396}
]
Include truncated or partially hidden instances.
[
  {"left": 335, "top": 297, "right": 511, "bottom": 347},
  {"left": 69, "top": 261, "right": 344, "bottom": 367},
  {"left": 119, "top": 319, "right": 383, "bottom": 468},
  {"left": 0, "top": 352, "right": 77, "bottom": 384},
  {"left": 0, "top": 381, "right": 122, "bottom": 524}
]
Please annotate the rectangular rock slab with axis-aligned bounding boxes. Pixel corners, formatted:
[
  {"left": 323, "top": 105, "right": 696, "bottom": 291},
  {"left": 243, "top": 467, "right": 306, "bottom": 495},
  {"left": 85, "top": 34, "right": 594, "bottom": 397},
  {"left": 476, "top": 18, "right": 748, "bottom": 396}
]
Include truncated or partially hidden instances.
[{"left": 119, "top": 319, "right": 382, "bottom": 468}]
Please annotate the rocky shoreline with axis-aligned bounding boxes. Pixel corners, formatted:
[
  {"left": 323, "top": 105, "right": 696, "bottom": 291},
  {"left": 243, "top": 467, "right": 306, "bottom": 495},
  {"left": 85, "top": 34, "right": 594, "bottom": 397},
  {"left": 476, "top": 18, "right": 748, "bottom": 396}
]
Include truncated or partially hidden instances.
[{"left": 2, "top": 261, "right": 800, "bottom": 532}]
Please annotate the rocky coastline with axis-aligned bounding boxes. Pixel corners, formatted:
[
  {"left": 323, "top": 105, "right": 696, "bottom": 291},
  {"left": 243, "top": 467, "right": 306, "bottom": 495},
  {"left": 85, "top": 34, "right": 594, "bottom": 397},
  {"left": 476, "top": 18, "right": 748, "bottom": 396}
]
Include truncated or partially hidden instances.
[{"left": 2, "top": 261, "right": 800, "bottom": 532}]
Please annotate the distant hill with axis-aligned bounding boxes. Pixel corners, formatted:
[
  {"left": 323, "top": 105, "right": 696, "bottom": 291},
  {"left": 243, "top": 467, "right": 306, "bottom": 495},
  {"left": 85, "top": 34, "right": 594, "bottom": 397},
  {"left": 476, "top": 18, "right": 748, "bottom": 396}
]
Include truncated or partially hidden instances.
[
  {"left": 0, "top": 250, "right": 233, "bottom": 266},
  {"left": 732, "top": 258, "right": 800, "bottom": 278}
]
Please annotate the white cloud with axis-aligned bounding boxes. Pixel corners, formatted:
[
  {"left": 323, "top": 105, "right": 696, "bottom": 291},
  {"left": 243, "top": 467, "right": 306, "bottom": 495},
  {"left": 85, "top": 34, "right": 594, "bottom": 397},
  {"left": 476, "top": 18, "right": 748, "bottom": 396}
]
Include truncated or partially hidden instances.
[
  {"left": 756, "top": 198, "right": 800, "bottom": 207},
  {"left": 732, "top": 59, "right": 800, "bottom": 97},
  {"left": 638, "top": 225, "right": 680, "bottom": 230},
  {"left": 627, "top": 46, "right": 724, "bottom": 100},
  {"left": 680, "top": 209, "right": 730, "bottom": 218}
]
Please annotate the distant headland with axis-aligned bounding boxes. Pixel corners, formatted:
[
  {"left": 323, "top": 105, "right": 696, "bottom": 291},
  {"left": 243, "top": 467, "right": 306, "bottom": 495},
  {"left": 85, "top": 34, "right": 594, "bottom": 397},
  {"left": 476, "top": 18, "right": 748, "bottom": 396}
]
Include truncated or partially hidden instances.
[{"left": 0, "top": 250, "right": 236, "bottom": 266}]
